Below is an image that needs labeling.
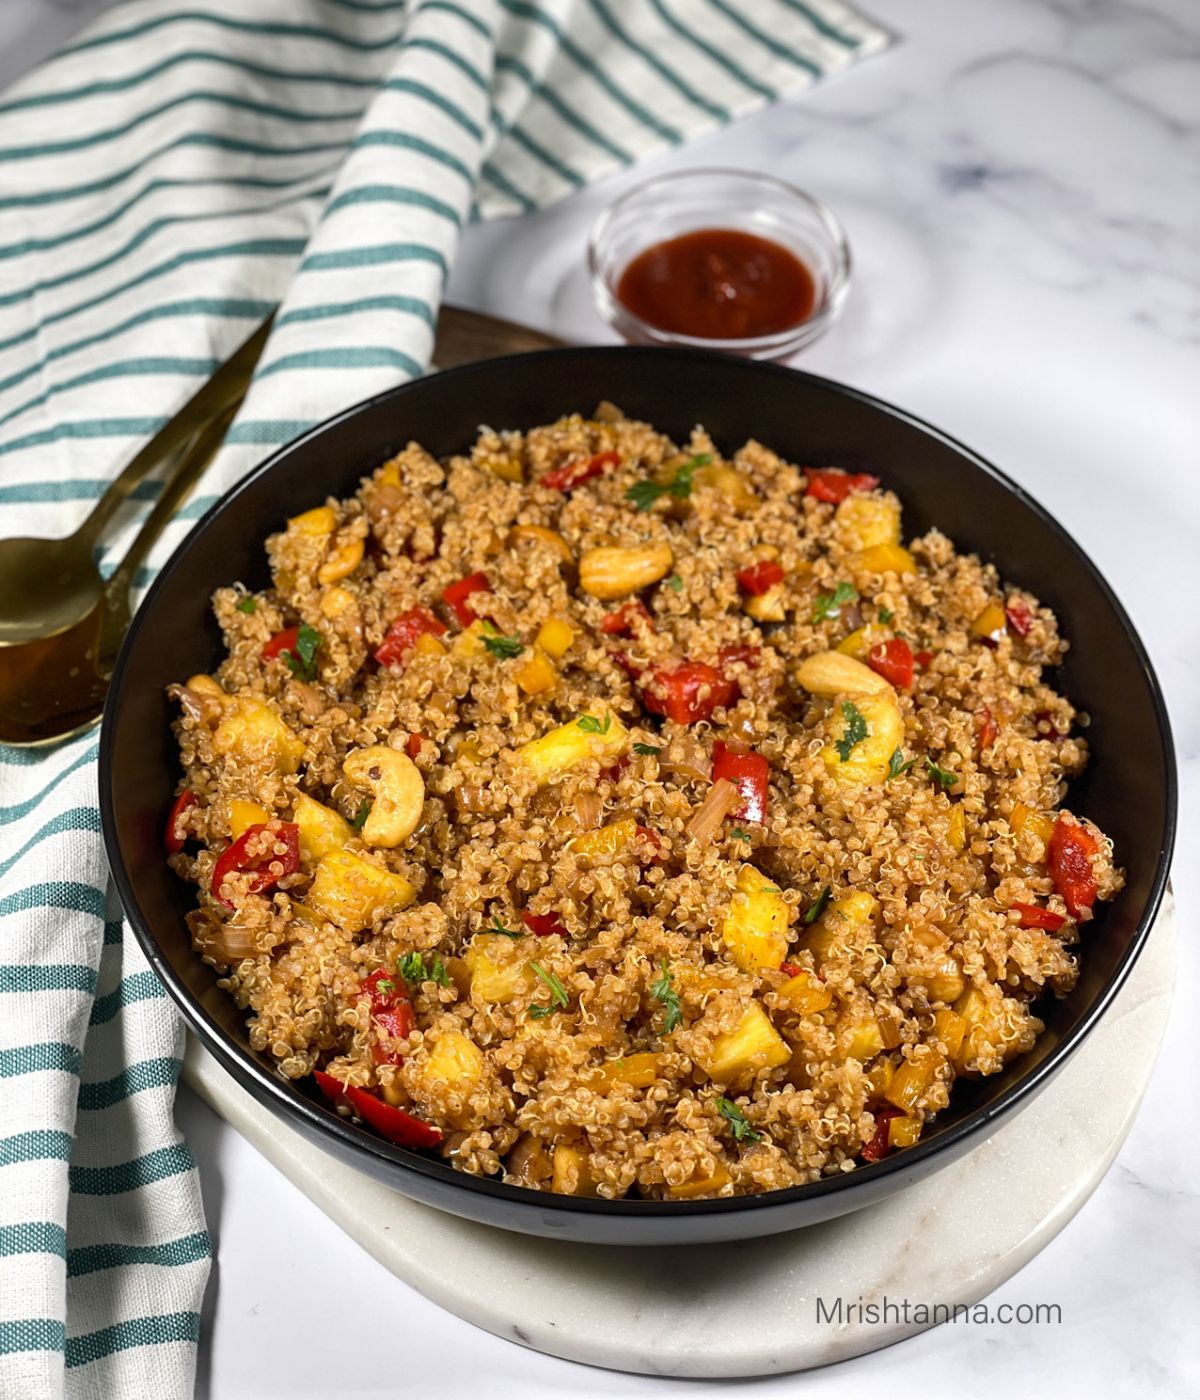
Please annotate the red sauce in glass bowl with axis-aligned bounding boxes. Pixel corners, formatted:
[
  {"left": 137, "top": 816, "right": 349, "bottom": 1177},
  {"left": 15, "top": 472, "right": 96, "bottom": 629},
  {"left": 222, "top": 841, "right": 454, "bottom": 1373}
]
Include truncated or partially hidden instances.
[{"left": 615, "top": 227, "right": 816, "bottom": 341}]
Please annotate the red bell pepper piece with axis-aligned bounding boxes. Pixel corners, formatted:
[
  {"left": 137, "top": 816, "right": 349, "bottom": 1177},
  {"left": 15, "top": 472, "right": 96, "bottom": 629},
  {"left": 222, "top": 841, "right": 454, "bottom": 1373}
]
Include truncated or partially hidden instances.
[
  {"left": 861, "top": 1105, "right": 902, "bottom": 1162},
  {"left": 442, "top": 571, "right": 492, "bottom": 627},
  {"left": 718, "top": 643, "right": 761, "bottom": 671},
  {"left": 521, "top": 911, "right": 567, "bottom": 938},
  {"left": 404, "top": 732, "right": 426, "bottom": 759},
  {"left": 712, "top": 739, "right": 769, "bottom": 823},
  {"left": 804, "top": 468, "right": 880, "bottom": 504},
  {"left": 164, "top": 788, "right": 198, "bottom": 854},
  {"left": 635, "top": 825, "right": 664, "bottom": 862},
  {"left": 374, "top": 607, "right": 446, "bottom": 667},
  {"left": 262, "top": 626, "right": 299, "bottom": 662},
  {"left": 600, "top": 599, "right": 654, "bottom": 637},
  {"left": 1009, "top": 902, "right": 1067, "bottom": 931},
  {"left": 346, "top": 1085, "right": 443, "bottom": 1149},
  {"left": 599, "top": 754, "right": 631, "bottom": 783},
  {"left": 360, "top": 968, "right": 415, "bottom": 1065},
  {"left": 736, "top": 560, "right": 785, "bottom": 596},
  {"left": 780, "top": 962, "right": 804, "bottom": 978},
  {"left": 539, "top": 449, "right": 619, "bottom": 493},
  {"left": 915, "top": 649, "right": 933, "bottom": 668},
  {"left": 1047, "top": 818, "right": 1099, "bottom": 920},
  {"left": 641, "top": 660, "right": 738, "bottom": 725},
  {"left": 977, "top": 706, "right": 999, "bottom": 750},
  {"left": 313, "top": 1072, "right": 443, "bottom": 1149},
  {"left": 866, "top": 638, "right": 914, "bottom": 690},
  {"left": 210, "top": 821, "right": 300, "bottom": 910},
  {"left": 1005, "top": 598, "right": 1034, "bottom": 638}
]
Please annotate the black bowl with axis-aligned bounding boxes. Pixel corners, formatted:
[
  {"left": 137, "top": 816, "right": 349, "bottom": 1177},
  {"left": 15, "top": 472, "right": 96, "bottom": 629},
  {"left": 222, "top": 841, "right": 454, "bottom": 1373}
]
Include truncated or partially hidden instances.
[{"left": 100, "top": 347, "right": 1176, "bottom": 1246}]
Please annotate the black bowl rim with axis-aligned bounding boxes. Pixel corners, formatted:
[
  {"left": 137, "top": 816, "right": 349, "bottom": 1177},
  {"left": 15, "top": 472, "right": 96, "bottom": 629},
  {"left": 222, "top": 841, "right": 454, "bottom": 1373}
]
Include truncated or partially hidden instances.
[{"left": 100, "top": 345, "right": 1177, "bottom": 1220}]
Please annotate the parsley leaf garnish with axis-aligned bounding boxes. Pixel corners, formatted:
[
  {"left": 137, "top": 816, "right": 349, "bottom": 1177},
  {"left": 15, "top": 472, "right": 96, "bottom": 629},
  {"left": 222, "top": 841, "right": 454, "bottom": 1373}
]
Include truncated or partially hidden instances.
[
  {"left": 834, "top": 700, "right": 869, "bottom": 762},
  {"left": 802, "top": 884, "right": 831, "bottom": 925},
  {"left": 577, "top": 711, "right": 612, "bottom": 735},
  {"left": 397, "top": 951, "right": 450, "bottom": 987},
  {"left": 730, "top": 827, "right": 751, "bottom": 843},
  {"left": 633, "top": 742, "right": 662, "bottom": 757},
  {"left": 481, "top": 628, "right": 524, "bottom": 660},
  {"left": 666, "top": 574, "right": 684, "bottom": 593},
  {"left": 886, "top": 748, "right": 917, "bottom": 782},
  {"left": 812, "top": 581, "right": 858, "bottom": 624},
  {"left": 375, "top": 978, "right": 396, "bottom": 995},
  {"left": 350, "top": 800, "right": 372, "bottom": 831},
  {"left": 236, "top": 596, "right": 257, "bottom": 614},
  {"left": 529, "top": 961, "right": 569, "bottom": 1018},
  {"left": 650, "top": 958, "right": 683, "bottom": 1033},
  {"left": 925, "top": 756, "right": 959, "bottom": 790},
  {"left": 878, "top": 606, "right": 894, "bottom": 624},
  {"left": 284, "top": 623, "right": 321, "bottom": 681},
  {"left": 488, "top": 915, "right": 522, "bottom": 939},
  {"left": 626, "top": 453, "right": 712, "bottom": 512},
  {"left": 716, "top": 1096, "right": 762, "bottom": 1144}
]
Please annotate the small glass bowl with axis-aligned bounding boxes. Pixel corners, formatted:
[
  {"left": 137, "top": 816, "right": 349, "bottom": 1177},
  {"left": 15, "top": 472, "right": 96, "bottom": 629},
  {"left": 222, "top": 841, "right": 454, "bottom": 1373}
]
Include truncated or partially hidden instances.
[{"left": 588, "top": 168, "right": 851, "bottom": 360}]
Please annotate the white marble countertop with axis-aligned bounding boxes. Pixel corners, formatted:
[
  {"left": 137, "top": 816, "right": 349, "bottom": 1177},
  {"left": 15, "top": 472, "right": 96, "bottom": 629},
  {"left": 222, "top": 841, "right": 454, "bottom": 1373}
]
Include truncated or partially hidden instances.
[{"left": 6, "top": 0, "right": 1197, "bottom": 1395}]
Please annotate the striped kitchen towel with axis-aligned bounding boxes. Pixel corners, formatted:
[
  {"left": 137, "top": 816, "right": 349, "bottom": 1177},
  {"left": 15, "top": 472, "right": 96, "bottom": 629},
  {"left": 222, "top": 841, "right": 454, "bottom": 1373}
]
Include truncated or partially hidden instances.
[{"left": 0, "top": 1, "right": 890, "bottom": 1395}]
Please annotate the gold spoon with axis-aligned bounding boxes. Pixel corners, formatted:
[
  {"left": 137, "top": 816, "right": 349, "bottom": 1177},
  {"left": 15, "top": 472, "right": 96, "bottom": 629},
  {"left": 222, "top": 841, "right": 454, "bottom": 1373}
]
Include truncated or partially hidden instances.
[{"left": 0, "top": 305, "right": 562, "bottom": 748}]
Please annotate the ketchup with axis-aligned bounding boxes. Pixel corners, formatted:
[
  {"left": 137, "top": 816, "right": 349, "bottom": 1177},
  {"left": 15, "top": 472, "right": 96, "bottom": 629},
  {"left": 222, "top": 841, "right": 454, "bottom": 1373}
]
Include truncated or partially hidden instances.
[{"left": 615, "top": 227, "right": 816, "bottom": 341}]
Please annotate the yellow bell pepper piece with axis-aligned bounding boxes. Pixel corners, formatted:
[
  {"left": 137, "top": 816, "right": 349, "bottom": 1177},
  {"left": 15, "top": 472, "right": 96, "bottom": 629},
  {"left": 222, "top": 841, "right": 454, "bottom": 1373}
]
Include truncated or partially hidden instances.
[
  {"left": 229, "top": 799, "right": 270, "bottom": 839},
  {"left": 535, "top": 617, "right": 575, "bottom": 660},
  {"left": 1010, "top": 801, "right": 1054, "bottom": 843},
  {"left": 593, "top": 1052, "right": 662, "bottom": 1090},
  {"left": 775, "top": 968, "right": 833, "bottom": 1014},
  {"left": 515, "top": 647, "right": 557, "bottom": 696},
  {"left": 551, "top": 1143, "right": 602, "bottom": 1197},
  {"left": 948, "top": 805, "right": 966, "bottom": 852},
  {"left": 856, "top": 543, "right": 917, "bottom": 575},
  {"left": 570, "top": 815, "right": 637, "bottom": 861},
  {"left": 413, "top": 631, "right": 447, "bottom": 658},
  {"left": 668, "top": 1163, "right": 733, "bottom": 1199},
  {"left": 888, "top": 1115, "right": 923, "bottom": 1149},
  {"left": 970, "top": 603, "right": 1007, "bottom": 641}
]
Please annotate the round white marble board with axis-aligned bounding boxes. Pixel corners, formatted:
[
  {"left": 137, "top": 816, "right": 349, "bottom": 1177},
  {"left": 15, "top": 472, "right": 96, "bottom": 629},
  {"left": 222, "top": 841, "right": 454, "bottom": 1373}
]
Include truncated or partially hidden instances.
[{"left": 183, "top": 894, "right": 1175, "bottom": 1378}]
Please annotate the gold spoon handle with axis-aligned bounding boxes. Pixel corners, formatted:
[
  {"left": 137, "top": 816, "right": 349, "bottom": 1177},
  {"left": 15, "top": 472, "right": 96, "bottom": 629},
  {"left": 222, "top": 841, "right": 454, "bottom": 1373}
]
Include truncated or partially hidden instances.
[{"left": 73, "top": 314, "right": 274, "bottom": 552}]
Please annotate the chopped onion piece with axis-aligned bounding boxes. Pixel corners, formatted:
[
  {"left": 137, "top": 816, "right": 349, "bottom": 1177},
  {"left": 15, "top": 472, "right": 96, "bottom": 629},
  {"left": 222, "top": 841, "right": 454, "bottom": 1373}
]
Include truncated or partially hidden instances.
[
  {"left": 574, "top": 791, "right": 604, "bottom": 830},
  {"left": 685, "top": 778, "right": 741, "bottom": 843},
  {"left": 661, "top": 734, "right": 712, "bottom": 784}
]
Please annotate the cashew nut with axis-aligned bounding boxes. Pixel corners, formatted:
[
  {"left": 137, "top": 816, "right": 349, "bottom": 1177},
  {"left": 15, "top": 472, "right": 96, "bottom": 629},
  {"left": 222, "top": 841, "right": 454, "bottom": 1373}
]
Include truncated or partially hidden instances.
[{"left": 342, "top": 745, "right": 425, "bottom": 847}]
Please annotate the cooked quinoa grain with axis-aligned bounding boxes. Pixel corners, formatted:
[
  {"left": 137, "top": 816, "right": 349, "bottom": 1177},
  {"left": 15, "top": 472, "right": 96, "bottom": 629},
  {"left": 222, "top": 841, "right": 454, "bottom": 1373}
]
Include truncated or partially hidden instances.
[{"left": 165, "top": 408, "right": 1123, "bottom": 1199}]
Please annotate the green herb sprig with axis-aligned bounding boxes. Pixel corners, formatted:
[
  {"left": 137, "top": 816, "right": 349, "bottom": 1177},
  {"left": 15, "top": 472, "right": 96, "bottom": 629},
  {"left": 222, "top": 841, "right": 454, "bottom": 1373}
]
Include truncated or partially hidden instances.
[
  {"left": 925, "top": 756, "right": 959, "bottom": 790},
  {"left": 651, "top": 959, "right": 683, "bottom": 1034},
  {"left": 481, "top": 623, "right": 524, "bottom": 660},
  {"left": 529, "top": 962, "right": 569, "bottom": 1019},
  {"left": 886, "top": 749, "right": 917, "bottom": 782},
  {"left": 577, "top": 712, "right": 613, "bottom": 735},
  {"left": 626, "top": 453, "right": 712, "bottom": 512},
  {"left": 633, "top": 742, "right": 662, "bottom": 757},
  {"left": 284, "top": 623, "right": 321, "bottom": 681},
  {"left": 803, "top": 885, "right": 831, "bottom": 925},
  {"left": 350, "top": 801, "right": 372, "bottom": 831},
  {"left": 487, "top": 915, "right": 522, "bottom": 939},
  {"left": 236, "top": 596, "right": 257, "bottom": 614},
  {"left": 834, "top": 700, "right": 869, "bottom": 762},
  {"left": 716, "top": 1096, "right": 762, "bottom": 1144},
  {"left": 812, "top": 581, "right": 858, "bottom": 624},
  {"left": 397, "top": 951, "right": 450, "bottom": 987}
]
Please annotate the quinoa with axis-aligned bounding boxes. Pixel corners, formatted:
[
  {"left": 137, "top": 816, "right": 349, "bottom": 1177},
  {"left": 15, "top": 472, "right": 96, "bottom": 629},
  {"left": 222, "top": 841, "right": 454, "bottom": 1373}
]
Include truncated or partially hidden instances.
[{"left": 165, "top": 406, "right": 1123, "bottom": 1200}]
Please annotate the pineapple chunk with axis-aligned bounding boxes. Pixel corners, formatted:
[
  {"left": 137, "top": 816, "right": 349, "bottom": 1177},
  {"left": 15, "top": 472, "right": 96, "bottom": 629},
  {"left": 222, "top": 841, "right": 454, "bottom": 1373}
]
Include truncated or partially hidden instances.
[
  {"left": 837, "top": 1012, "right": 886, "bottom": 1061},
  {"left": 464, "top": 934, "right": 533, "bottom": 1004},
  {"left": 306, "top": 850, "right": 415, "bottom": 930},
  {"left": 855, "top": 544, "right": 917, "bottom": 575},
  {"left": 951, "top": 985, "right": 1038, "bottom": 1073},
  {"left": 452, "top": 619, "right": 490, "bottom": 660},
  {"left": 865, "top": 1055, "right": 896, "bottom": 1099},
  {"left": 722, "top": 865, "right": 792, "bottom": 973},
  {"left": 970, "top": 603, "right": 1007, "bottom": 641},
  {"left": 821, "top": 688, "right": 904, "bottom": 786},
  {"left": 535, "top": 617, "right": 575, "bottom": 660},
  {"left": 512, "top": 709, "right": 627, "bottom": 786},
  {"left": 948, "top": 805, "right": 966, "bottom": 852},
  {"left": 933, "top": 1008, "right": 966, "bottom": 1059},
  {"left": 292, "top": 792, "right": 352, "bottom": 861},
  {"left": 551, "top": 1142, "right": 602, "bottom": 1197},
  {"left": 804, "top": 890, "right": 879, "bottom": 961},
  {"left": 413, "top": 631, "right": 447, "bottom": 658},
  {"left": 695, "top": 1002, "right": 789, "bottom": 1083},
  {"left": 421, "top": 1030, "right": 484, "bottom": 1091},
  {"left": 885, "top": 1051, "right": 942, "bottom": 1113},
  {"left": 570, "top": 816, "right": 637, "bottom": 861},
  {"left": 837, "top": 624, "right": 886, "bottom": 659},
  {"left": 593, "top": 1051, "right": 662, "bottom": 1090},
  {"left": 1010, "top": 801, "right": 1054, "bottom": 843},
  {"left": 213, "top": 697, "right": 304, "bottom": 775},
  {"left": 287, "top": 505, "right": 336, "bottom": 537},
  {"left": 835, "top": 494, "right": 900, "bottom": 550},
  {"left": 694, "top": 462, "right": 757, "bottom": 512},
  {"left": 229, "top": 799, "right": 270, "bottom": 839},
  {"left": 668, "top": 1163, "right": 732, "bottom": 1199},
  {"left": 775, "top": 968, "right": 833, "bottom": 1014}
]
